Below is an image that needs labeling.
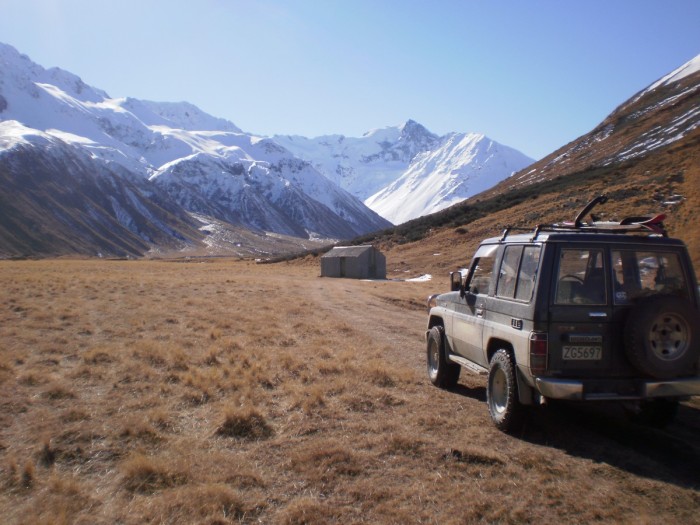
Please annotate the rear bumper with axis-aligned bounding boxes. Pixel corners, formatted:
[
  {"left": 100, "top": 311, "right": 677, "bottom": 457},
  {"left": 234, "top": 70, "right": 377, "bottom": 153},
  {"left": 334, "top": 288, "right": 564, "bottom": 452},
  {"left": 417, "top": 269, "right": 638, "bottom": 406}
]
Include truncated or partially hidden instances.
[{"left": 535, "top": 376, "right": 700, "bottom": 401}]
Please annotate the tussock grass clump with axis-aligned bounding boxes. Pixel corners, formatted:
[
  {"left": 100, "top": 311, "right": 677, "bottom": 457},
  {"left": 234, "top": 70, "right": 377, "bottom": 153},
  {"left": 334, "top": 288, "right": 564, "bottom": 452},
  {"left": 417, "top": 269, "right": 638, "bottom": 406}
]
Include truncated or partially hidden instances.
[
  {"left": 82, "top": 348, "right": 115, "bottom": 365},
  {"left": 367, "top": 368, "right": 396, "bottom": 388},
  {"left": 19, "top": 473, "right": 96, "bottom": 525},
  {"left": 37, "top": 438, "right": 56, "bottom": 467},
  {"left": 142, "top": 484, "right": 253, "bottom": 524},
  {"left": 290, "top": 444, "right": 362, "bottom": 483},
  {"left": 41, "top": 383, "right": 76, "bottom": 400},
  {"left": 4, "top": 457, "right": 35, "bottom": 490},
  {"left": 277, "top": 496, "right": 339, "bottom": 525},
  {"left": 384, "top": 435, "right": 426, "bottom": 458},
  {"left": 441, "top": 447, "right": 505, "bottom": 467},
  {"left": 118, "top": 417, "right": 163, "bottom": 445},
  {"left": 18, "top": 373, "right": 44, "bottom": 386},
  {"left": 60, "top": 409, "right": 89, "bottom": 423},
  {"left": 215, "top": 408, "right": 273, "bottom": 440},
  {"left": 131, "top": 341, "right": 169, "bottom": 368},
  {"left": 0, "top": 359, "right": 12, "bottom": 385},
  {"left": 120, "top": 453, "right": 187, "bottom": 494}
]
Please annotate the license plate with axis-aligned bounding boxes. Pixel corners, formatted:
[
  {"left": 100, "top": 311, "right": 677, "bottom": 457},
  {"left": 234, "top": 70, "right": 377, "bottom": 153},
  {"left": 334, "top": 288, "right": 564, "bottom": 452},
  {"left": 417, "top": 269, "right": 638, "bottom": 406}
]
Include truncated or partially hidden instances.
[{"left": 563, "top": 346, "right": 602, "bottom": 360}]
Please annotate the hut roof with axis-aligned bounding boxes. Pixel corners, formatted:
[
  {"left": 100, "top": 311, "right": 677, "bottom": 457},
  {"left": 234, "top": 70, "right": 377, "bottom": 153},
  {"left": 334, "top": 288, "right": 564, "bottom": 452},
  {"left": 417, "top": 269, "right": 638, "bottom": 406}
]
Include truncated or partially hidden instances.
[{"left": 321, "top": 245, "right": 377, "bottom": 258}]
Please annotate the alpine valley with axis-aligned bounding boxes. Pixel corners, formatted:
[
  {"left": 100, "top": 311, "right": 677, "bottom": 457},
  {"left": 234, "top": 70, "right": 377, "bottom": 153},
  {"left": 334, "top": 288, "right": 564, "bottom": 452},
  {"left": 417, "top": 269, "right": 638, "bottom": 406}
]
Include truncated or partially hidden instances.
[{"left": 0, "top": 42, "right": 533, "bottom": 258}]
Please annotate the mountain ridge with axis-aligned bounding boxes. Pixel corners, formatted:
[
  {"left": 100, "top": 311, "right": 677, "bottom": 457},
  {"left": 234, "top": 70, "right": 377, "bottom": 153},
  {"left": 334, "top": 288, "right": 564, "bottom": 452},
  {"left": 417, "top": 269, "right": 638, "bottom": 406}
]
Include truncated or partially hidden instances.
[
  {"left": 273, "top": 120, "right": 534, "bottom": 222},
  {"left": 0, "top": 42, "right": 391, "bottom": 257}
]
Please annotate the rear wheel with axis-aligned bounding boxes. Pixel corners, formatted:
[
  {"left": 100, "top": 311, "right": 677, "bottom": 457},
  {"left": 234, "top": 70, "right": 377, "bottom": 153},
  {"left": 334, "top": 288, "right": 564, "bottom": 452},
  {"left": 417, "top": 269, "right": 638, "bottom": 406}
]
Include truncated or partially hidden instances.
[
  {"left": 487, "top": 349, "right": 525, "bottom": 433},
  {"left": 426, "top": 326, "right": 460, "bottom": 389}
]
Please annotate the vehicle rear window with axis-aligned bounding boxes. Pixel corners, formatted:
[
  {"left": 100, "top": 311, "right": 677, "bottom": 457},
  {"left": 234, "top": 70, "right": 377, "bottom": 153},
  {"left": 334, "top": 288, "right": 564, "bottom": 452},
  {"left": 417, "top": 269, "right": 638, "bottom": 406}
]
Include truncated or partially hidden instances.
[
  {"left": 555, "top": 248, "right": 606, "bottom": 305},
  {"left": 612, "top": 250, "right": 689, "bottom": 304}
]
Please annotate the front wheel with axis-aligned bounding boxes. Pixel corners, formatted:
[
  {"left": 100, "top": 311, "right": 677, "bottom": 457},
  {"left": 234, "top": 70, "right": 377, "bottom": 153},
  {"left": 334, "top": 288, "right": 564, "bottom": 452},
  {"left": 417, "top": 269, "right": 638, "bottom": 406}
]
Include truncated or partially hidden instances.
[
  {"left": 487, "top": 349, "right": 525, "bottom": 433},
  {"left": 426, "top": 326, "right": 460, "bottom": 389}
]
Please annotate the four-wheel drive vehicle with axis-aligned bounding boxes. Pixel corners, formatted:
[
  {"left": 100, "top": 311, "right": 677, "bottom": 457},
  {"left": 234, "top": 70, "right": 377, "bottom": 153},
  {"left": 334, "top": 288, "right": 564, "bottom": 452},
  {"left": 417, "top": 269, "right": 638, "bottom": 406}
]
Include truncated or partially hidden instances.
[{"left": 426, "top": 196, "right": 700, "bottom": 432}]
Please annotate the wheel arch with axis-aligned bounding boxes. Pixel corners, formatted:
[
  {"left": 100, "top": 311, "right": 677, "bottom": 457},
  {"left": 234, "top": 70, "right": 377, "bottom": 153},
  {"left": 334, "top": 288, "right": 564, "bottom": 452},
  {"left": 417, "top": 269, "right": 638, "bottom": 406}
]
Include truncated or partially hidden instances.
[
  {"left": 486, "top": 337, "right": 513, "bottom": 364},
  {"left": 428, "top": 315, "right": 445, "bottom": 330}
]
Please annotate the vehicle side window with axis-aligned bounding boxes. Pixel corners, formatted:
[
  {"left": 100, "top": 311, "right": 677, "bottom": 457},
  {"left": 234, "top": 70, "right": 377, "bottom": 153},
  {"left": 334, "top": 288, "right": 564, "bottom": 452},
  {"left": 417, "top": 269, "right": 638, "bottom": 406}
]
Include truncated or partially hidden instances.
[
  {"left": 515, "top": 246, "right": 541, "bottom": 302},
  {"left": 612, "top": 250, "right": 689, "bottom": 304},
  {"left": 468, "top": 256, "right": 495, "bottom": 295},
  {"left": 497, "top": 246, "right": 522, "bottom": 298},
  {"left": 496, "top": 245, "right": 541, "bottom": 302},
  {"left": 555, "top": 248, "right": 606, "bottom": 305}
]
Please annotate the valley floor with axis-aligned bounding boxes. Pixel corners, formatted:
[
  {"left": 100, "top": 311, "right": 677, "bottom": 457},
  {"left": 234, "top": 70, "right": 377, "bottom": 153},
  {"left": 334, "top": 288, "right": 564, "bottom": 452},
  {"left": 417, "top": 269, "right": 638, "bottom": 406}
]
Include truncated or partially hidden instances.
[{"left": 0, "top": 259, "right": 698, "bottom": 524}]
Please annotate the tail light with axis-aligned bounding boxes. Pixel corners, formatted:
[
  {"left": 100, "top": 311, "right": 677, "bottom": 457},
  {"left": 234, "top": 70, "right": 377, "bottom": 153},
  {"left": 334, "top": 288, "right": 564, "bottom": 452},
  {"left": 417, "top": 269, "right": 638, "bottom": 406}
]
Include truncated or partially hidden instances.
[{"left": 529, "top": 332, "right": 548, "bottom": 376}]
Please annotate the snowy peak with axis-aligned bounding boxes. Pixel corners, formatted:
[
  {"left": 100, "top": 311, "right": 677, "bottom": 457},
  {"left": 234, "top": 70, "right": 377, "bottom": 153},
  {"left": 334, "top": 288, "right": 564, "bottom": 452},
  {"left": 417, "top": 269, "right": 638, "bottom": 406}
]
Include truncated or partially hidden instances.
[
  {"left": 366, "top": 132, "right": 534, "bottom": 224},
  {"left": 362, "top": 120, "right": 440, "bottom": 164},
  {"left": 637, "top": 54, "right": 700, "bottom": 100},
  {"left": 275, "top": 121, "right": 533, "bottom": 223},
  {"left": 273, "top": 120, "right": 443, "bottom": 201},
  {"left": 399, "top": 119, "right": 438, "bottom": 147}
]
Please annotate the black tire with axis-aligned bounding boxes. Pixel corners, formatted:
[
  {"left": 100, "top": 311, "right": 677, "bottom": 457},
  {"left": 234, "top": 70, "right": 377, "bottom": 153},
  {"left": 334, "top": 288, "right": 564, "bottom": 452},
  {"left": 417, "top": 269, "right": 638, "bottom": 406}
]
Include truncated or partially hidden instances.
[
  {"left": 487, "top": 349, "right": 525, "bottom": 433},
  {"left": 426, "top": 326, "right": 460, "bottom": 389},
  {"left": 627, "top": 399, "right": 679, "bottom": 429},
  {"left": 624, "top": 296, "right": 700, "bottom": 379}
]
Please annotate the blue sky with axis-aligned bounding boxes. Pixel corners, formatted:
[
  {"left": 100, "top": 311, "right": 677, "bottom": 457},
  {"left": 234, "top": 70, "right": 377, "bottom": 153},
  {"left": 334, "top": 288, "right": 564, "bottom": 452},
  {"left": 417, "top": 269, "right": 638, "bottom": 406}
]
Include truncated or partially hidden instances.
[{"left": 1, "top": 0, "right": 699, "bottom": 160}]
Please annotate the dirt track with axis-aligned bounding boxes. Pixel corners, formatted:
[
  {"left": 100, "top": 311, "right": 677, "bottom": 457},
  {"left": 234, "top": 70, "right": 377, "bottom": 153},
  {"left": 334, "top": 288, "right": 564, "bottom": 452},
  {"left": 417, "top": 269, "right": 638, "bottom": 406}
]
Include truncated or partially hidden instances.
[
  {"left": 307, "top": 277, "right": 428, "bottom": 365},
  {"left": 308, "top": 273, "right": 700, "bottom": 490}
]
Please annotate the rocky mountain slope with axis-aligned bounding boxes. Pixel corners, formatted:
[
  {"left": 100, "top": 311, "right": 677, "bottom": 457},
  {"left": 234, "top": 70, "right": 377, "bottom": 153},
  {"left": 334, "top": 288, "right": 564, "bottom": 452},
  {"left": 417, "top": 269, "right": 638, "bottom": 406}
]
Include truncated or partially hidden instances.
[
  {"left": 0, "top": 122, "right": 202, "bottom": 257},
  {"left": 0, "top": 42, "right": 390, "bottom": 257}
]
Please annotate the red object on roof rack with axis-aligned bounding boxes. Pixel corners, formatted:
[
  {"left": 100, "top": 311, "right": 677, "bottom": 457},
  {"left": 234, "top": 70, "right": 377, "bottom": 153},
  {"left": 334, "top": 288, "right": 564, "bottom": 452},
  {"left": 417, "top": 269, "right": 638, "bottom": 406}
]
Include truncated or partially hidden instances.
[{"left": 500, "top": 195, "right": 668, "bottom": 241}]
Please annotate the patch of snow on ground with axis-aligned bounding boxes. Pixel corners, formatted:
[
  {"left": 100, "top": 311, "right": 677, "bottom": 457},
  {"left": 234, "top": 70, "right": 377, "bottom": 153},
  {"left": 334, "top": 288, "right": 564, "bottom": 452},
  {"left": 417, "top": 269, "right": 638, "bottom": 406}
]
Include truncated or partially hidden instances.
[{"left": 406, "top": 274, "right": 432, "bottom": 282}]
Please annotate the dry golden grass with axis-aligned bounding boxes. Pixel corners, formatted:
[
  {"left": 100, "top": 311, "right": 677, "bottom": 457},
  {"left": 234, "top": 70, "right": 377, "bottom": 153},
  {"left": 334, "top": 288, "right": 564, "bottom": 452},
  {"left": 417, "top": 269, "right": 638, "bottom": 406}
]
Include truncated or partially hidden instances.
[{"left": 0, "top": 258, "right": 698, "bottom": 524}]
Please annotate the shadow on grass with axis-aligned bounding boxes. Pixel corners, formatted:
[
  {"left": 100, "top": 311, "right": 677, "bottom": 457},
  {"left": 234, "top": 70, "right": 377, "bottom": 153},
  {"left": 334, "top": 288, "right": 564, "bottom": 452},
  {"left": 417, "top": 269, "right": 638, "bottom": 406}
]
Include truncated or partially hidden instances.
[
  {"left": 514, "top": 401, "right": 700, "bottom": 491},
  {"left": 451, "top": 383, "right": 486, "bottom": 402},
  {"left": 446, "top": 381, "right": 700, "bottom": 490}
]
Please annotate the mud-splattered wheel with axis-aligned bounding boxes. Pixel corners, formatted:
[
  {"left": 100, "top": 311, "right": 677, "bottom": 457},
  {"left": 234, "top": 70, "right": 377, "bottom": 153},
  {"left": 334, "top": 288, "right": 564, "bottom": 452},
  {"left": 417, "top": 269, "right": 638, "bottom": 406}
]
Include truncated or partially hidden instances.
[
  {"left": 487, "top": 349, "right": 525, "bottom": 433},
  {"left": 426, "top": 326, "right": 460, "bottom": 389}
]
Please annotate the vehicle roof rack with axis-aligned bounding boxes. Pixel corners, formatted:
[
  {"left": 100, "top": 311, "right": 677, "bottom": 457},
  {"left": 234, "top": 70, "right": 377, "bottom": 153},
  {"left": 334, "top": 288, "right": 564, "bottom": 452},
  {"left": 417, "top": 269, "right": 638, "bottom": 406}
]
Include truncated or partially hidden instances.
[{"left": 499, "top": 195, "right": 668, "bottom": 242}]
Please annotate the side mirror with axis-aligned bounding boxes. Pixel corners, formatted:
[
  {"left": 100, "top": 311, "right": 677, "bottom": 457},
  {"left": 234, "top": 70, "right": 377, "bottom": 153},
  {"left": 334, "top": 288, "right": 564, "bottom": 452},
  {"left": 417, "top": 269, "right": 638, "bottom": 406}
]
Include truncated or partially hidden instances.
[
  {"left": 450, "top": 270, "right": 463, "bottom": 292},
  {"left": 450, "top": 270, "right": 469, "bottom": 298},
  {"left": 450, "top": 271, "right": 462, "bottom": 292}
]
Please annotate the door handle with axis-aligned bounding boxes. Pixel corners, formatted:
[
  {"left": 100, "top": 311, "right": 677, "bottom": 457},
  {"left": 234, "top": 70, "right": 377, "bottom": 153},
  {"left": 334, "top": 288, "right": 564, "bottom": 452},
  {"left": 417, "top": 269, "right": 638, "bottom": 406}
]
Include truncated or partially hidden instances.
[{"left": 589, "top": 312, "right": 607, "bottom": 319}]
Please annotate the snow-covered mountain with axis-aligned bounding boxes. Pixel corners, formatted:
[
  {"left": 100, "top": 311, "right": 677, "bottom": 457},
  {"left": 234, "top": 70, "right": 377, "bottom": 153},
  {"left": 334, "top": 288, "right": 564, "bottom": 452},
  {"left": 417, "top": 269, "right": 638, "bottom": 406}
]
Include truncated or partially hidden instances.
[
  {"left": 0, "top": 42, "right": 390, "bottom": 256},
  {"left": 274, "top": 120, "right": 534, "bottom": 224},
  {"left": 274, "top": 120, "right": 440, "bottom": 201},
  {"left": 0, "top": 121, "right": 202, "bottom": 257},
  {"left": 365, "top": 132, "right": 534, "bottom": 224}
]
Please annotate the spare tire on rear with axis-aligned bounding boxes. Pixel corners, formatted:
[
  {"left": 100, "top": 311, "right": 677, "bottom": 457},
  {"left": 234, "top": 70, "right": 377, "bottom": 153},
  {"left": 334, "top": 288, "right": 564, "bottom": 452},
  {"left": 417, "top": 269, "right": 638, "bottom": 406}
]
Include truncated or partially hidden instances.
[{"left": 624, "top": 295, "right": 700, "bottom": 379}]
